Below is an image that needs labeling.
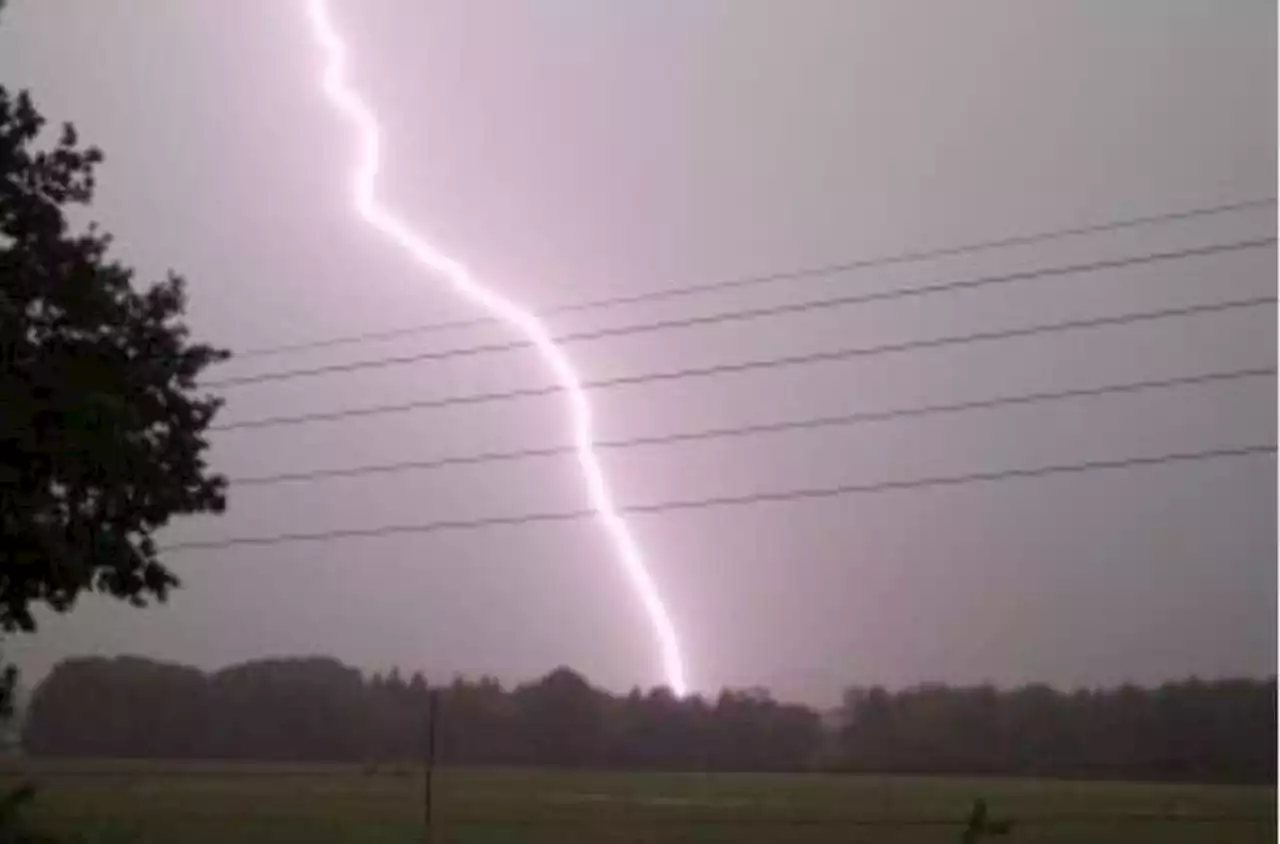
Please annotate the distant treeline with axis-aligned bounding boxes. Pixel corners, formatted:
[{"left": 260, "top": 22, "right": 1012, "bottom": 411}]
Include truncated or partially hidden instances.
[{"left": 20, "top": 656, "right": 1276, "bottom": 784}]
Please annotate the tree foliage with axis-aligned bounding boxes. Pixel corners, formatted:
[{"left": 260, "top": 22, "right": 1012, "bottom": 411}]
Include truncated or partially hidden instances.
[
  {"left": 0, "top": 84, "right": 229, "bottom": 632},
  {"left": 21, "top": 655, "right": 1276, "bottom": 784},
  {"left": 0, "top": 39, "right": 228, "bottom": 843},
  {"left": 837, "top": 679, "right": 1276, "bottom": 783}
]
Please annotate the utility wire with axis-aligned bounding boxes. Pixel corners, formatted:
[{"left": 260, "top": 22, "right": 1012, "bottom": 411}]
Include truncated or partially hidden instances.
[
  {"left": 229, "top": 196, "right": 1276, "bottom": 360},
  {"left": 212, "top": 296, "right": 1275, "bottom": 432},
  {"left": 207, "top": 237, "right": 1274, "bottom": 389},
  {"left": 162, "top": 445, "right": 1275, "bottom": 552},
  {"left": 230, "top": 367, "right": 1274, "bottom": 487}
]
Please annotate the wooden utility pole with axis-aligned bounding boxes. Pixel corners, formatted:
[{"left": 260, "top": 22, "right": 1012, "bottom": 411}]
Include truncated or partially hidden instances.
[{"left": 424, "top": 688, "right": 439, "bottom": 842}]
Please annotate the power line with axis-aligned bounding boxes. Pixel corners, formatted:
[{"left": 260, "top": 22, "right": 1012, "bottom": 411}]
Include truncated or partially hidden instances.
[
  {"left": 162, "top": 444, "right": 1275, "bottom": 552},
  {"left": 229, "top": 196, "right": 1275, "bottom": 360},
  {"left": 230, "top": 368, "right": 1274, "bottom": 487},
  {"left": 212, "top": 296, "right": 1275, "bottom": 432},
  {"left": 207, "top": 237, "right": 1274, "bottom": 389}
]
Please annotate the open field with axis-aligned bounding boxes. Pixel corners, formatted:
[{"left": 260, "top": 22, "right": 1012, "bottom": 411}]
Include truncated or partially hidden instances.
[{"left": 0, "top": 760, "right": 1273, "bottom": 843}]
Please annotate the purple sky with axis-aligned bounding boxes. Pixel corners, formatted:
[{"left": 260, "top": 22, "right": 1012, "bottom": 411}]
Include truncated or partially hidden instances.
[{"left": 0, "top": 0, "right": 1274, "bottom": 705}]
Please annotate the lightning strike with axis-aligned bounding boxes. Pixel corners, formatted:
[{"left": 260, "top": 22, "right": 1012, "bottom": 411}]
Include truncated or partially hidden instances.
[{"left": 303, "top": 0, "right": 689, "bottom": 696}]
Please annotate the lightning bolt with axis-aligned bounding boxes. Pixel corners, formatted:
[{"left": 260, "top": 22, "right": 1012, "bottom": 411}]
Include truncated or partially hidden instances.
[{"left": 304, "top": 0, "right": 689, "bottom": 696}]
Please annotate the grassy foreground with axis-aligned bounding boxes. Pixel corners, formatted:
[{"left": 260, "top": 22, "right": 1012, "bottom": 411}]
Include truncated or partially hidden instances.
[{"left": 0, "top": 760, "right": 1273, "bottom": 843}]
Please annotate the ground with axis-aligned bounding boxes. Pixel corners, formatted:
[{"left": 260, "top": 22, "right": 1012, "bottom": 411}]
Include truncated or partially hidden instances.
[{"left": 0, "top": 761, "right": 1272, "bottom": 843}]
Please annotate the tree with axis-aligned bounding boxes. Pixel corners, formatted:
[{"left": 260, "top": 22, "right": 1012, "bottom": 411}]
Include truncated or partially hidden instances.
[
  {"left": 18, "top": 653, "right": 1278, "bottom": 783},
  {"left": 514, "top": 667, "right": 606, "bottom": 767},
  {"left": 0, "top": 83, "right": 229, "bottom": 633},
  {"left": 0, "top": 21, "right": 228, "bottom": 843}
]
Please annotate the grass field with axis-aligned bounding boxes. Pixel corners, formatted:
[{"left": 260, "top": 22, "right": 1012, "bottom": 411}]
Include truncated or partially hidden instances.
[{"left": 0, "top": 760, "right": 1273, "bottom": 843}]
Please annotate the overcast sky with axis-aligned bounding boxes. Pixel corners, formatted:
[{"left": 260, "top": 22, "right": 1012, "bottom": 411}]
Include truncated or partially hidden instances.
[{"left": 0, "top": 0, "right": 1275, "bottom": 705}]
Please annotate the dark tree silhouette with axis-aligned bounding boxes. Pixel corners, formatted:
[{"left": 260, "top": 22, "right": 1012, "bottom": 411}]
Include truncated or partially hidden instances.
[
  {"left": 514, "top": 667, "right": 608, "bottom": 768},
  {"left": 0, "top": 83, "right": 229, "bottom": 633},
  {"left": 0, "top": 13, "right": 226, "bottom": 837},
  {"left": 21, "top": 655, "right": 1274, "bottom": 784}
]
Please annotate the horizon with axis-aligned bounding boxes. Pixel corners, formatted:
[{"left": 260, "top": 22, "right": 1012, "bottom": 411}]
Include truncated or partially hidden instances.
[{"left": 16, "top": 650, "right": 1279, "bottom": 712}]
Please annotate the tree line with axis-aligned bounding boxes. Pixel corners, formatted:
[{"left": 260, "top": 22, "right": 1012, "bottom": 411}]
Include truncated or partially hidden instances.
[{"left": 19, "top": 656, "right": 1275, "bottom": 784}]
